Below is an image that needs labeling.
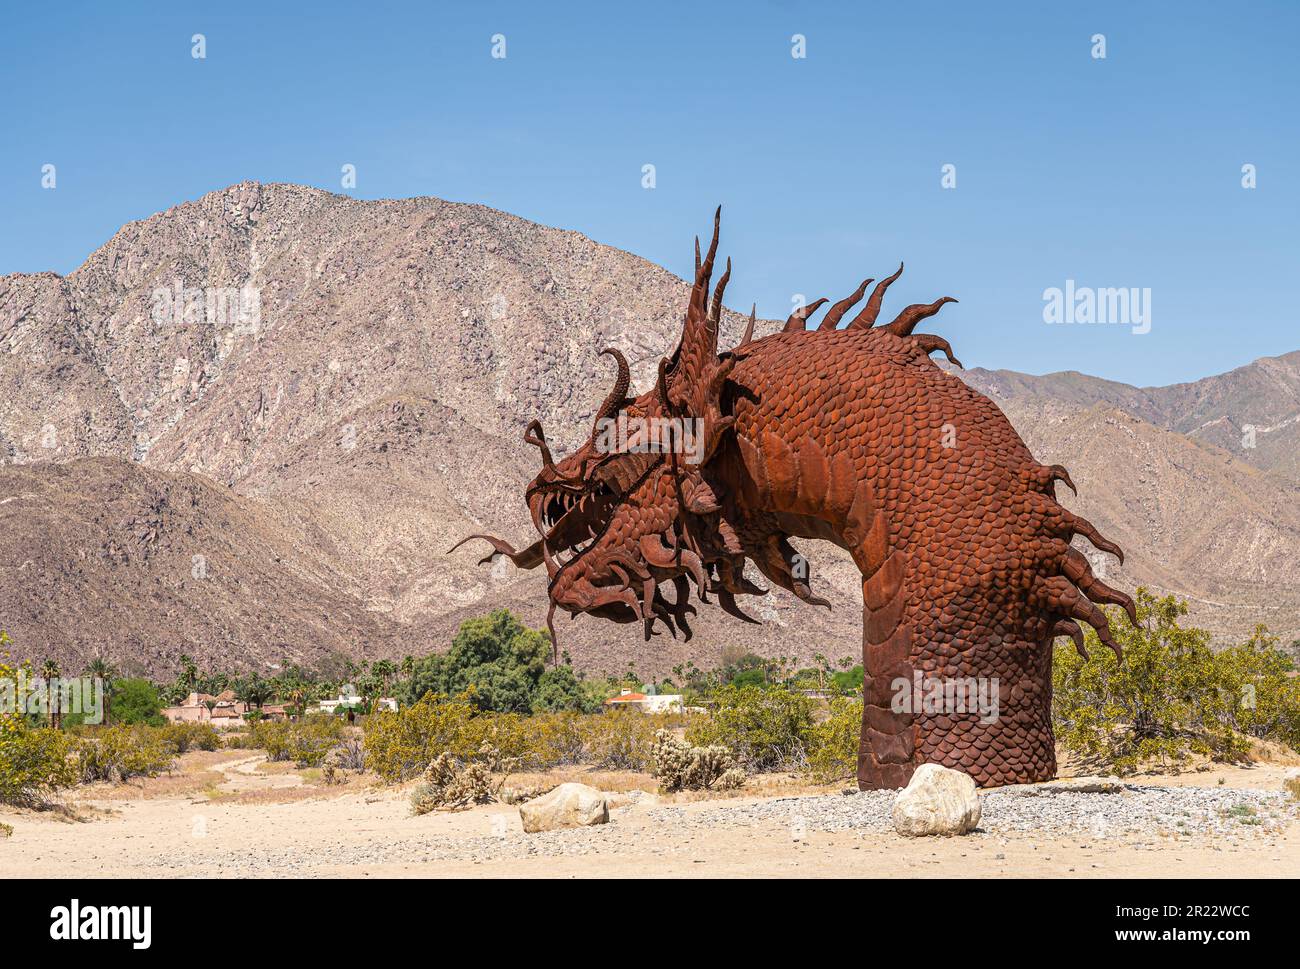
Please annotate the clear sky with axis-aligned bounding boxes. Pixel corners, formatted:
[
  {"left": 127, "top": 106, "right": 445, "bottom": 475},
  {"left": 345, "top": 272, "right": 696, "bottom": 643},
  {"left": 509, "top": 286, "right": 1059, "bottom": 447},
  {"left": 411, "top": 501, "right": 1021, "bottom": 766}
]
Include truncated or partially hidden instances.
[{"left": 3, "top": 0, "right": 1295, "bottom": 385}]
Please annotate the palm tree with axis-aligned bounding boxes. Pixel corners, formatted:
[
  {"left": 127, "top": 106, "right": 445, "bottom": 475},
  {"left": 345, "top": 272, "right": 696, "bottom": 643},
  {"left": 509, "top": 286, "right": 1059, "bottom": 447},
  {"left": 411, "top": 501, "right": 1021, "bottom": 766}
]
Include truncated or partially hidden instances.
[
  {"left": 40, "top": 659, "right": 60, "bottom": 728},
  {"left": 234, "top": 673, "right": 272, "bottom": 714},
  {"left": 203, "top": 698, "right": 217, "bottom": 721},
  {"left": 84, "top": 655, "right": 118, "bottom": 725}
]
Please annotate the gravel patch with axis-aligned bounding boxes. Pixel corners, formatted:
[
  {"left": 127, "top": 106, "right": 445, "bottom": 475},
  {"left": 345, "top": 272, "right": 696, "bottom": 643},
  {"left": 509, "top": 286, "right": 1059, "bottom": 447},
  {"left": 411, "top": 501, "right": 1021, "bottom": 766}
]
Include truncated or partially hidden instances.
[
  {"left": 130, "top": 784, "right": 1296, "bottom": 874},
  {"left": 649, "top": 785, "right": 1297, "bottom": 838}
]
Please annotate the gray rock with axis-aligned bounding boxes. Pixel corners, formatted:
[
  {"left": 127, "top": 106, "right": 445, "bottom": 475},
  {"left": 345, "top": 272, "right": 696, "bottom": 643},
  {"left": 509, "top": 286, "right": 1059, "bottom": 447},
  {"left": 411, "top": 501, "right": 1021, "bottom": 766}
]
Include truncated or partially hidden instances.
[
  {"left": 892, "top": 764, "right": 982, "bottom": 837},
  {"left": 519, "top": 783, "right": 609, "bottom": 834}
]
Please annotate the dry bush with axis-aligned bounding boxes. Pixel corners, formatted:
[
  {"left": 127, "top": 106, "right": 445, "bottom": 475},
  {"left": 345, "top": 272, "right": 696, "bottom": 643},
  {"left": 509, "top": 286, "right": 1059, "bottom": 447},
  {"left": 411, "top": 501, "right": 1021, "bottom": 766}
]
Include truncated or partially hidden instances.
[
  {"left": 651, "top": 729, "right": 744, "bottom": 792},
  {"left": 410, "top": 750, "right": 499, "bottom": 814}
]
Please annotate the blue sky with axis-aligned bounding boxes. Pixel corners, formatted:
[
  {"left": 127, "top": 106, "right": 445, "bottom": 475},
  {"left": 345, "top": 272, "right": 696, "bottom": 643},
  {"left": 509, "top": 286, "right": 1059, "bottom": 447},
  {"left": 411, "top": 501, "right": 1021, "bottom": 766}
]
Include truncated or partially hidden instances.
[{"left": 2, "top": 0, "right": 1295, "bottom": 385}]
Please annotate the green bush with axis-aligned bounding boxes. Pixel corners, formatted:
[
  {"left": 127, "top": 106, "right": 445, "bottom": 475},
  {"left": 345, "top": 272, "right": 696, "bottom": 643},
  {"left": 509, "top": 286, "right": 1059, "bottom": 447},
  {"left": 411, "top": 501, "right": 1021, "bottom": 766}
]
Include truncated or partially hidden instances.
[
  {"left": 364, "top": 693, "right": 483, "bottom": 782},
  {"left": 687, "top": 685, "right": 814, "bottom": 771},
  {"left": 73, "top": 725, "right": 175, "bottom": 783},
  {"left": 109, "top": 678, "right": 166, "bottom": 726},
  {"left": 1214, "top": 626, "right": 1300, "bottom": 749},
  {"left": 247, "top": 716, "right": 344, "bottom": 767},
  {"left": 0, "top": 717, "right": 75, "bottom": 806},
  {"left": 1052, "top": 590, "right": 1251, "bottom": 775},
  {"left": 159, "top": 721, "right": 221, "bottom": 754},
  {"left": 806, "top": 696, "right": 863, "bottom": 783}
]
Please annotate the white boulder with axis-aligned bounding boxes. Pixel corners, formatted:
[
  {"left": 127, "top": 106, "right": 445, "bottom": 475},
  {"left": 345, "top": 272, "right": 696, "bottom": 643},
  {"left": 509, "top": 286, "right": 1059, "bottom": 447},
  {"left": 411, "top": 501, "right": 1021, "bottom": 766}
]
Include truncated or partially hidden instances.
[
  {"left": 519, "top": 782, "right": 609, "bottom": 834},
  {"left": 892, "top": 763, "right": 982, "bottom": 837}
]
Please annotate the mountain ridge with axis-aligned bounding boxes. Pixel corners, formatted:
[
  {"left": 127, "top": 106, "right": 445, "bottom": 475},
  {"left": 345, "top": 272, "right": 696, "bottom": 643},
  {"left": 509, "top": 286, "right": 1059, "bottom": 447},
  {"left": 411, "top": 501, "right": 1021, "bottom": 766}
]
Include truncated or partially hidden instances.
[{"left": 2, "top": 182, "right": 1297, "bottom": 675}]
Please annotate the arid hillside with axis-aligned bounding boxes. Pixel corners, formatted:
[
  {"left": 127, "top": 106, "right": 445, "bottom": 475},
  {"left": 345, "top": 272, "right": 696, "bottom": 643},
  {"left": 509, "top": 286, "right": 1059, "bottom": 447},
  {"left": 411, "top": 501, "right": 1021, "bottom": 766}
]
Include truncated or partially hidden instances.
[{"left": 1, "top": 183, "right": 1297, "bottom": 675}]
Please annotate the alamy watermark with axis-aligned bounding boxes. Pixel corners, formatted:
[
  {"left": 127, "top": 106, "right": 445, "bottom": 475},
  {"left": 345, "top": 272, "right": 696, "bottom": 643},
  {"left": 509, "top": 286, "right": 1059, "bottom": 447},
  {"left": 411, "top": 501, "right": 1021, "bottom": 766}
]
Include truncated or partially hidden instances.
[
  {"left": 1043, "top": 280, "right": 1151, "bottom": 335},
  {"left": 151, "top": 279, "right": 261, "bottom": 330},
  {"left": 1, "top": 673, "right": 104, "bottom": 724},
  {"left": 891, "top": 672, "right": 1000, "bottom": 724},
  {"left": 594, "top": 414, "right": 705, "bottom": 465}
]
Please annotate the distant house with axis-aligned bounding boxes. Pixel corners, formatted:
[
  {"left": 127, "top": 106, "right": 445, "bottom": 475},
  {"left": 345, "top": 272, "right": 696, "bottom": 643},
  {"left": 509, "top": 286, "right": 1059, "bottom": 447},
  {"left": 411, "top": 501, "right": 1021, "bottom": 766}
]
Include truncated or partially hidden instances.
[
  {"left": 161, "top": 690, "right": 290, "bottom": 726},
  {"left": 603, "top": 688, "right": 683, "bottom": 714},
  {"left": 319, "top": 688, "right": 397, "bottom": 714},
  {"left": 161, "top": 690, "right": 246, "bottom": 727}
]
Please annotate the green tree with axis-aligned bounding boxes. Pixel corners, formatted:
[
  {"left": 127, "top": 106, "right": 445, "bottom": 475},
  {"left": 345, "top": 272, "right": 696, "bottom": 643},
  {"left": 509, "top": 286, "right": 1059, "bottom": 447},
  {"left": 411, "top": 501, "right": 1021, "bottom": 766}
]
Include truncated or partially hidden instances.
[
  {"left": 110, "top": 678, "right": 166, "bottom": 727},
  {"left": 39, "top": 660, "right": 60, "bottom": 728},
  {"left": 531, "top": 665, "right": 602, "bottom": 714},
  {"left": 402, "top": 611, "right": 550, "bottom": 713},
  {"left": 234, "top": 673, "right": 273, "bottom": 713}
]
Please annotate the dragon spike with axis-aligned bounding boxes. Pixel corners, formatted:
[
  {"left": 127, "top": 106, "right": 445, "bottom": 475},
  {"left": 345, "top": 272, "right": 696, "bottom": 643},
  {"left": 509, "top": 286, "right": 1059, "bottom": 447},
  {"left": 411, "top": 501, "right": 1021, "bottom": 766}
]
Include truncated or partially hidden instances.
[
  {"left": 783, "top": 297, "right": 829, "bottom": 333},
  {"left": 820, "top": 278, "right": 874, "bottom": 330},
  {"left": 1063, "top": 549, "right": 1139, "bottom": 627},
  {"left": 1068, "top": 512, "right": 1125, "bottom": 565},
  {"left": 739, "top": 304, "right": 757, "bottom": 347},
  {"left": 523, "top": 419, "right": 555, "bottom": 470},
  {"left": 911, "top": 333, "right": 963, "bottom": 368},
  {"left": 709, "top": 257, "right": 732, "bottom": 326},
  {"left": 697, "top": 206, "right": 721, "bottom": 288},
  {"left": 1047, "top": 464, "right": 1077, "bottom": 496},
  {"left": 446, "top": 534, "right": 544, "bottom": 569},
  {"left": 591, "top": 348, "right": 630, "bottom": 434},
  {"left": 717, "top": 588, "right": 762, "bottom": 624},
  {"left": 1052, "top": 618, "right": 1088, "bottom": 661},
  {"left": 847, "top": 263, "right": 904, "bottom": 329},
  {"left": 883, "top": 296, "right": 957, "bottom": 337},
  {"left": 694, "top": 236, "right": 701, "bottom": 276}
]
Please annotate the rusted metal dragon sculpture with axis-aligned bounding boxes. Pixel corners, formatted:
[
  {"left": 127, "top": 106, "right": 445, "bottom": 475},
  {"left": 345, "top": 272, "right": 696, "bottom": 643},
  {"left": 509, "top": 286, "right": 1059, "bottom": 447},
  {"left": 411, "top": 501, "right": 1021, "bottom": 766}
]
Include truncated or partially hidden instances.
[{"left": 453, "top": 210, "right": 1136, "bottom": 788}]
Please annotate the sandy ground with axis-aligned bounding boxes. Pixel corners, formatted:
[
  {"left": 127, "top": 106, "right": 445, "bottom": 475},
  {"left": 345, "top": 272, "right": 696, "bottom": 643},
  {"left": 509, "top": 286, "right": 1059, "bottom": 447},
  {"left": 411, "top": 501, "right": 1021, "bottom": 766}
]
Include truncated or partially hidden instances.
[{"left": 2, "top": 751, "right": 1297, "bottom": 878}]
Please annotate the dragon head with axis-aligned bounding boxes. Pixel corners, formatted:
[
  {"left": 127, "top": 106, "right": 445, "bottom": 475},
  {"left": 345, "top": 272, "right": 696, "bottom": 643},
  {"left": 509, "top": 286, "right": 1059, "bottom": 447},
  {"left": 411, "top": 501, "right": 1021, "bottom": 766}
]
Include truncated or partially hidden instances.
[{"left": 452, "top": 209, "right": 760, "bottom": 653}]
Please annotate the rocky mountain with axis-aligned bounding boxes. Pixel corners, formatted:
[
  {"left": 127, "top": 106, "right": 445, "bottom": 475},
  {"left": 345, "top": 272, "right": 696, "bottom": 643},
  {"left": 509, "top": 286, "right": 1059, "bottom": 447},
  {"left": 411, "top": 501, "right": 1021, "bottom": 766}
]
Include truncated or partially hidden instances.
[{"left": 1, "top": 183, "right": 1296, "bottom": 677}]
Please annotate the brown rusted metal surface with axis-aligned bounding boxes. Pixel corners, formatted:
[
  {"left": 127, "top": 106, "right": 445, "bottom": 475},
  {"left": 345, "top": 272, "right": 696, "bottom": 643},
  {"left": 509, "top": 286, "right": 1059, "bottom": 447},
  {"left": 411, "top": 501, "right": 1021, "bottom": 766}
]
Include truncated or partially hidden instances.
[{"left": 454, "top": 210, "right": 1136, "bottom": 788}]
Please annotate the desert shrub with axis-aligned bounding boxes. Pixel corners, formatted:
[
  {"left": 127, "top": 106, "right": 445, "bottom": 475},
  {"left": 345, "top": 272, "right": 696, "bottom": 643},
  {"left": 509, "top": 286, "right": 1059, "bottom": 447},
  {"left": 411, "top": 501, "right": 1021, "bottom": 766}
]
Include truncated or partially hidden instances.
[
  {"left": 527, "top": 712, "right": 589, "bottom": 768},
  {"left": 410, "top": 751, "right": 498, "bottom": 814},
  {"left": 159, "top": 721, "right": 221, "bottom": 754},
  {"left": 688, "top": 685, "right": 815, "bottom": 771},
  {"left": 582, "top": 709, "right": 659, "bottom": 770},
  {"left": 73, "top": 725, "right": 174, "bottom": 783},
  {"left": 363, "top": 693, "right": 483, "bottom": 782},
  {"left": 330, "top": 735, "right": 367, "bottom": 771},
  {"left": 1053, "top": 590, "right": 1251, "bottom": 775},
  {"left": 0, "top": 717, "right": 75, "bottom": 806},
  {"left": 248, "top": 715, "right": 344, "bottom": 767},
  {"left": 0, "top": 635, "right": 74, "bottom": 805},
  {"left": 0, "top": 821, "right": 12, "bottom": 838},
  {"left": 806, "top": 696, "right": 863, "bottom": 783},
  {"left": 651, "top": 729, "right": 744, "bottom": 792},
  {"left": 1214, "top": 626, "right": 1300, "bottom": 750}
]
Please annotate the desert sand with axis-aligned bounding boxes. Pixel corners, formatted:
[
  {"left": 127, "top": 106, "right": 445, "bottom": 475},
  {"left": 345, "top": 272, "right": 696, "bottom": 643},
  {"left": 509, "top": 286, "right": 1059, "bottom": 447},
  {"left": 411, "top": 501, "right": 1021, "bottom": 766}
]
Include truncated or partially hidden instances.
[{"left": 2, "top": 750, "right": 1297, "bottom": 879}]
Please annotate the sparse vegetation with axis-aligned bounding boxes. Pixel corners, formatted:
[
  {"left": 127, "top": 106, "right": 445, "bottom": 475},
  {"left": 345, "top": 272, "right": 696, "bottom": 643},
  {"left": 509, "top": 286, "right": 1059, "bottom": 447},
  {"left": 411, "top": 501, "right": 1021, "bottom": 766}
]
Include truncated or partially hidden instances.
[{"left": 245, "top": 715, "right": 344, "bottom": 767}]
